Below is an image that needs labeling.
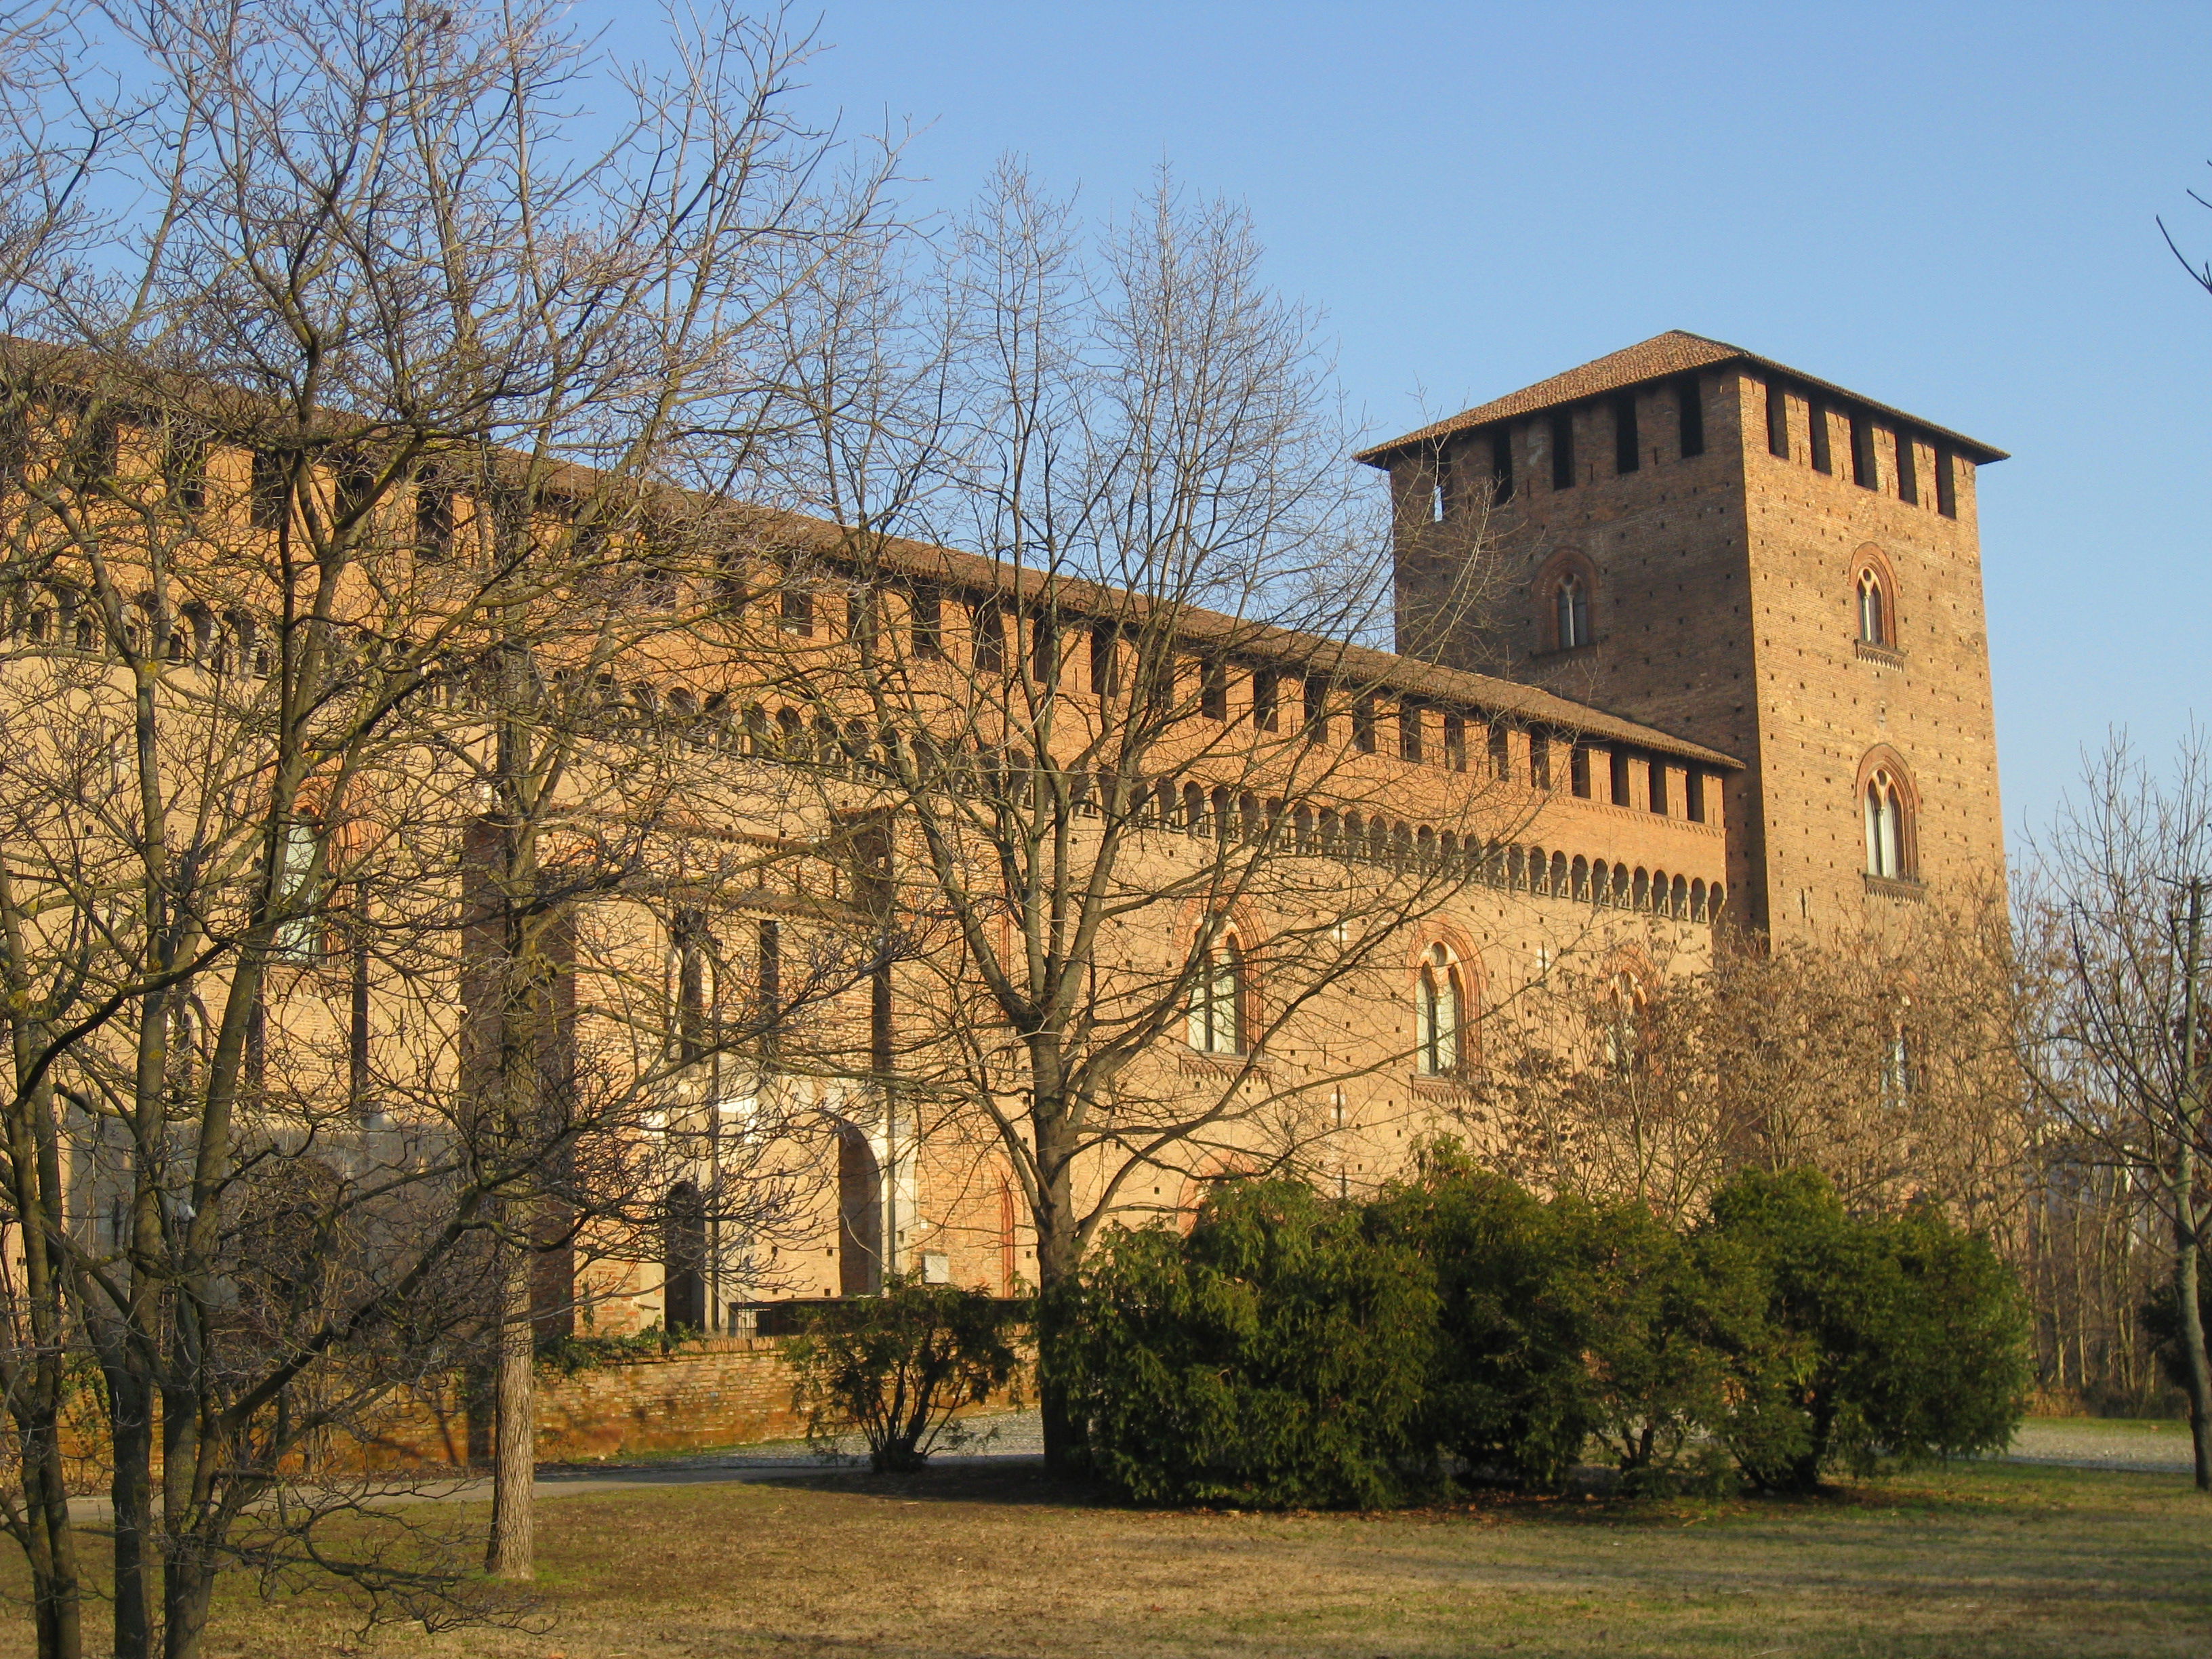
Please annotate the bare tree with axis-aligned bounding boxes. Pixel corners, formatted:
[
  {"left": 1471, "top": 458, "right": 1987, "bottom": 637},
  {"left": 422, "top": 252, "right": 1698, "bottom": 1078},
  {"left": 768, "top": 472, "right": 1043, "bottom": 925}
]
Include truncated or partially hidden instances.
[
  {"left": 2019, "top": 732, "right": 2212, "bottom": 1486},
  {"left": 1473, "top": 889, "right": 2024, "bottom": 1228},
  {"left": 756, "top": 163, "right": 1544, "bottom": 1467},
  {"left": 0, "top": 1, "right": 896, "bottom": 1653}
]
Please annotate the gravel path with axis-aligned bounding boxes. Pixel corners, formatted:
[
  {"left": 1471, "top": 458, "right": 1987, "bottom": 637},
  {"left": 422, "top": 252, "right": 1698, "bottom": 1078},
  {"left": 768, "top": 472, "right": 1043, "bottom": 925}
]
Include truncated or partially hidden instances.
[{"left": 2003, "top": 1416, "right": 2195, "bottom": 1474}]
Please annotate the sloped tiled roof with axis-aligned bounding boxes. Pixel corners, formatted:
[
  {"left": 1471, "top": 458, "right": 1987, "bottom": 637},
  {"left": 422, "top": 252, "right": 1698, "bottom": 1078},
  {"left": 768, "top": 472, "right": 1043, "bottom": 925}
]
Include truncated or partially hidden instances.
[
  {"left": 1355, "top": 331, "right": 2007, "bottom": 466},
  {"left": 773, "top": 511, "right": 1742, "bottom": 769}
]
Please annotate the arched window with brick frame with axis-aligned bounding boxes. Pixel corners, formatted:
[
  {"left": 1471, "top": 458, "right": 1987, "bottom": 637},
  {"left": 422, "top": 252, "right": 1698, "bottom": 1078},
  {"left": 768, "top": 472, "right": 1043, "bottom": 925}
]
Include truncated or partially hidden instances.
[
  {"left": 1534, "top": 550, "right": 1598, "bottom": 653},
  {"left": 1186, "top": 932, "right": 1246, "bottom": 1055},
  {"left": 1414, "top": 943, "right": 1465, "bottom": 1076},
  {"left": 1857, "top": 748, "right": 1919, "bottom": 880},
  {"left": 1851, "top": 546, "right": 1900, "bottom": 649}
]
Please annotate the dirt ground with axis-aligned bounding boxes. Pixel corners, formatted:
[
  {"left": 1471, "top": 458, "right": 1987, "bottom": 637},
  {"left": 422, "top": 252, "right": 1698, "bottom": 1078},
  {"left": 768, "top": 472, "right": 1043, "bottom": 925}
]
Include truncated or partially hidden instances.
[{"left": 12, "top": 1453, "right": 2211, "bottom": 1659}]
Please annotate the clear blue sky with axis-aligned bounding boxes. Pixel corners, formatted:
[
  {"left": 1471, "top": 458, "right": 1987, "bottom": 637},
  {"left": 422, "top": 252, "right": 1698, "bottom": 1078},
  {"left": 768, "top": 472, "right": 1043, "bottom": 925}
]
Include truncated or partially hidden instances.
[{"left": 602, "top": 0, "right": 2212, "bottom": 849}]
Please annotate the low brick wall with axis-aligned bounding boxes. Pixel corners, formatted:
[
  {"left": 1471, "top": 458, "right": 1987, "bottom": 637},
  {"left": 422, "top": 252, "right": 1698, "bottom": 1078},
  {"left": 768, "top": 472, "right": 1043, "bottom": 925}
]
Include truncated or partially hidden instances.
[
  {"left": 353, "top": 1336, "right": 811, "bottom": 1468},
  {"left": 534, "top": 1336, "right": 807, "bottom": 1460}
]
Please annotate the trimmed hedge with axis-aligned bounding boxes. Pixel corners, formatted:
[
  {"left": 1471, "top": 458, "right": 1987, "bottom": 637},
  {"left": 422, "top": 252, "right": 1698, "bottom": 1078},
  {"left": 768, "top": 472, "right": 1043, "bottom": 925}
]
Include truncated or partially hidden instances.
[{"left": 1056, "top": 1155, "right": 2027, "bottom": 1507}]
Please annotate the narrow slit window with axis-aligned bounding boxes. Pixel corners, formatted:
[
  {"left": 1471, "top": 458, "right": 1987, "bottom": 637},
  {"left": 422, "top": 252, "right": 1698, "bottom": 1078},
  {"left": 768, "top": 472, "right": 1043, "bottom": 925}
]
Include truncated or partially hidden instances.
[
  {"left": 1647, "top": 760, "right": 1668, "bottom": 816},
  {"left": 1443, "top": 712, "right": 1466, "bottom": 771},
  {"left": 1609, "top": 748, "right": 1631, "bottom": 806},
  {"left": 1685, "top": 769, "right": 1706, "bottom": 823},
  {"left": 911, "top": 589, "right": 943, "bottom": 659},
  {"left": 1893, "top": 428, "right": 1919, "bottom": 505},
  {"left": 1850, "top": 413, "right": 1878, "bottom": 489},
  {"left": 1252, "top": 668, "right": 1279, "bottom": 731},
  {"left": 1530, "top": 733, "right": 1553, "bottom": 791},
  {"left": 1200, "top": 658, "right": 1228, "bottom": 720},
  {"left": 1765, "top": 379, "right": 1790, "bottom": 458},
  {"left": 1303, "top": 676, "right": 1329, "bottom": 739},
  {"left": 1353, "top": 695, "right": 1377, "bottom": 754},
  {"left": 1490, "top": 427, "right": 1514, "bottom": 503},
  {"left": 1398, "top": 702, "right": 1425, "bottom": 764},
  {"left": 1612, "top": 394, "right": 1639, "bottom": 475},
  {"left": 1807, "top": 401, "right": 1832, "bottom": 474},
  {"left": 1678, "top": 375, "right": 1705, "bottom": 457},
  {"left": 1088, "top": 622, "right": 1119, "bottom": 693},
  {"left": 1549, "top": 409, "right": 1576, "bottom": 490},
  {"left": 1431, "top": 448, "right": 1453, "bottom": 522},
  {"left": 1935, "top": 448, "right": 1958, "bottom": 518},
  {"left": 1570, "top": 743, "right": 1591, "bottom": 798},
  {"left": 1488, "top": 721, "right": 1511, "bottom": 781}
]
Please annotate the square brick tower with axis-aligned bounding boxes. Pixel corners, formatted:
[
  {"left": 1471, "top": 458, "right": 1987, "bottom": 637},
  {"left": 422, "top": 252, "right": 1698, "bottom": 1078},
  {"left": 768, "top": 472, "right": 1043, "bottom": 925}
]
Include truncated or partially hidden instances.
[{"left": 1362, "top": 332, "right": 2007, "bottom": 939}]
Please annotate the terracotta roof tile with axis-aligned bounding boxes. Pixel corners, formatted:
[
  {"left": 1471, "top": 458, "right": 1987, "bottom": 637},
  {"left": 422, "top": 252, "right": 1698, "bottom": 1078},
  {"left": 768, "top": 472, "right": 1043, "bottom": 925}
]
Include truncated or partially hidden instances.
[{"left": 1354, "top": 331, "right": 2006, "bottom": 466}]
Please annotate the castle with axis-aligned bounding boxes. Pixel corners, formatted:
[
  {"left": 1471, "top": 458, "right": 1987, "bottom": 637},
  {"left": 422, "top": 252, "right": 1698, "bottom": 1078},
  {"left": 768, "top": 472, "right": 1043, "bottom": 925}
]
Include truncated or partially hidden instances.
[
  {"left": 0, "top": 330, "right": 2009, "bottom": 1338},
  {"left": 1371, "top": 330, "right": 2008, "bottom": 941}
]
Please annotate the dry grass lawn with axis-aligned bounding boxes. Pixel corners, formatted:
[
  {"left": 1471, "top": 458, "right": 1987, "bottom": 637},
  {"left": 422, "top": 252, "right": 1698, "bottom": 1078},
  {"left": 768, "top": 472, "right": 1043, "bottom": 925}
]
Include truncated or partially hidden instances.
[{"left": 7, "top": 1458, "right": 2211, "bottom": 1658}]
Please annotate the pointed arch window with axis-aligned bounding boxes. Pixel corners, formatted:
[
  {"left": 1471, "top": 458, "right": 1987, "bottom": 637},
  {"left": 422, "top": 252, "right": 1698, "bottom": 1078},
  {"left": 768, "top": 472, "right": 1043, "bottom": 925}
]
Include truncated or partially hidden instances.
[
  {"left": 1857, "top": 569, "right": 1887, "bottom": 645},
  {"left": 1415, "top": 944, "right": 1464, "bottom": 1076},
  {"left": 1555, "top": 571, "right": 1591, "bottom": 649},
  {"left": 1187, "top": 934, "right": 1245, "bottom": 1055},
  {"left": 1862, "top": 767, "right": 1911, "bottom": 879}
]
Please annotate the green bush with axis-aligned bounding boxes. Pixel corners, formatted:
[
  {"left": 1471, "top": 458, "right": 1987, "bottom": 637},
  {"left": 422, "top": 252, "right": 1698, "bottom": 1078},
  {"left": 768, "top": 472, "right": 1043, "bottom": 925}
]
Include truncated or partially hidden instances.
[
  {"left": 1704, "top": 1167, "right": 2028, "bottom": 1490},
  {"left": 1368, "top": 1147, "right": 1598, "bottom": 1491},
  {"left": 1059, "top": 1178, "right": 1437, "bottom": 1508},
  {"left": 786, "top": 1276, "right": 1026, "bottom": 1471},
  {"left": 1572, "top": 1197, "right": 1748, "bottom": 1494}
]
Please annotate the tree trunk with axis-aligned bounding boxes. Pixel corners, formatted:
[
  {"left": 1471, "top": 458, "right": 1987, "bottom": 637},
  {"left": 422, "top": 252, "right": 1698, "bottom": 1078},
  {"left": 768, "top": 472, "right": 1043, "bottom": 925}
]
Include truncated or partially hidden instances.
[
  {"left": 2173, "top": 1232, "right": 2212, "bottom": 1490},
  {"left": 485, "top": 1244, "right": 536, "bottom": 1578},
  {"left": 1029, "top": 1121, "right": 1082, "bottom": 1476},
  {"left": 100, "top": 1361, "right": 155, "bottom": 1659},
  {"left": 2177, "top": 884, "right": 2212, "bottom": 1492}
]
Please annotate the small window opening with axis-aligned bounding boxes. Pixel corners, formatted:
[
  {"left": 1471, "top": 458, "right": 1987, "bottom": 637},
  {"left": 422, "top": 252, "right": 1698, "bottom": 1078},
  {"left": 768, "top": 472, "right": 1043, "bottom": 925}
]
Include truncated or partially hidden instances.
[
  {"left": 1488, "top": 721, "right": 1511, "bottom": 781},
  {"left": 970, "top": 602, "right": 1006, "bottom": 674},
  {"left": 1863, "top": 768, "right": 1910, "bottom": 879},
  {"left": 1647, "top": 759, "right": 1668, "bottom": 816},
  {"left": 1678, "top": 375, "right": 1705, "bottom": 457},
  {"left": 165, "top": 429, "right": 209, "bottom": 513},
  {"left": 1199, "top": 658, "right": 1227, "bottom": 720},
  {"left": 1252, "top": 668, "right": 1279, "bottom": 731},
  {"left": 1031, "top": 614, "right": 1058, "bottom": 683},
  {"left": 1685, "top": 770, "right": 1706, "bottom": 823},
  {"left": 1303, "top": 676, "right": 1329, "bottom": 739},
  {"left": 780, "top": 586, "right": 815, "bottom": 636},
  {"left": 251, "top": 449, "right": 290, "bottom": 531},
  {"left": 1443, "top": 712, "right": 1466, "bottom": 771},
  {"left": 1352, "top": 695, "right": 1376, "bottom": 754},
  {"left": 1530, "top": 732, "right": 1552, "bottom": 792},
  {"left": 1549, "top": 409, "right": 1575, "bottom": 490},
  {"left": 910, "top": 588, "right": 943, "bottom": 659},
  {"left": 1857, "top": 571, "right": 1887, "bottom": 646},
  {"left": 1849, "top": 413, "right": 1878, "bottom": 489},
  {"left": 1765, "top": 379, "right": 1790, "bottom": 458},
  {"left": 1935, "top": 448, "right": 1957, "bottom": 518},
  {"left": 1807, "top": 401, "right": 1832, "bottom": 474},
  {"left": 1569, "top": 743, "right": 1591, "bottom": 799},
  {"left": 1609, "top": 748, "right": 1631, "bottom": 806},
  {"left": 1088, "top": 623, "right": 1120, "bottom": 694},
  {"left": 1612, "top": 394, "right": 1639, "bottom": 476},
  {"left": 1554, "top": 571, "right": 1591, "bottom": 649},
  {"left": 415, "top": 480, "right": 453, "bottom": 561},
  {"left": 1490, "top": 427, "right": 1514, "bottom": 503},
  {"left": 1415, "top": 944, "right": 1462, "bottom": 1078},
  {"left": 1398, "top": 702, "right": 1424, "bottom": 764},
  {"left": 1893, "top": 428, "right": 1919, "bottom": 505},
  {"left": 1430, "top": 448, "right": 1452, "bottom": 522},
  {"left": 1186, "top": 935, "right": 1244, "bottom": 1055}
]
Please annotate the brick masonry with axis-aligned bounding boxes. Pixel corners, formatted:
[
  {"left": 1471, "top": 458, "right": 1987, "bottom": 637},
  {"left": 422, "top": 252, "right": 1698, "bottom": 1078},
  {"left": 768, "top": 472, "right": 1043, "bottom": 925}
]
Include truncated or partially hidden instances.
[{"left": 1379, "top": 338, "right": 2007, "bottom": 941}]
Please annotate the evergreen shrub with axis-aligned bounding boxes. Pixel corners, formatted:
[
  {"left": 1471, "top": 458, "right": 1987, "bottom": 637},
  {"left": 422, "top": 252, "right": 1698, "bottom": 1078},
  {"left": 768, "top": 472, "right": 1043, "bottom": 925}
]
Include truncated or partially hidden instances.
[{"left": 1058, "top": 1178, "right": 1437, "bottom": 1508}]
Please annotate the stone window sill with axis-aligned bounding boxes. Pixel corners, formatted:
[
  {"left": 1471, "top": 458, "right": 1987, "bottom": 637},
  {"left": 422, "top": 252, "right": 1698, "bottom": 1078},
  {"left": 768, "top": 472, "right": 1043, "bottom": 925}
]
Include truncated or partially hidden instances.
[
  {"left": 1854, "top": 640, "right": 1906, "bottom": 669},
  {"left": 1863, "top": 873, "right": 1926, "bottom": 901}
]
